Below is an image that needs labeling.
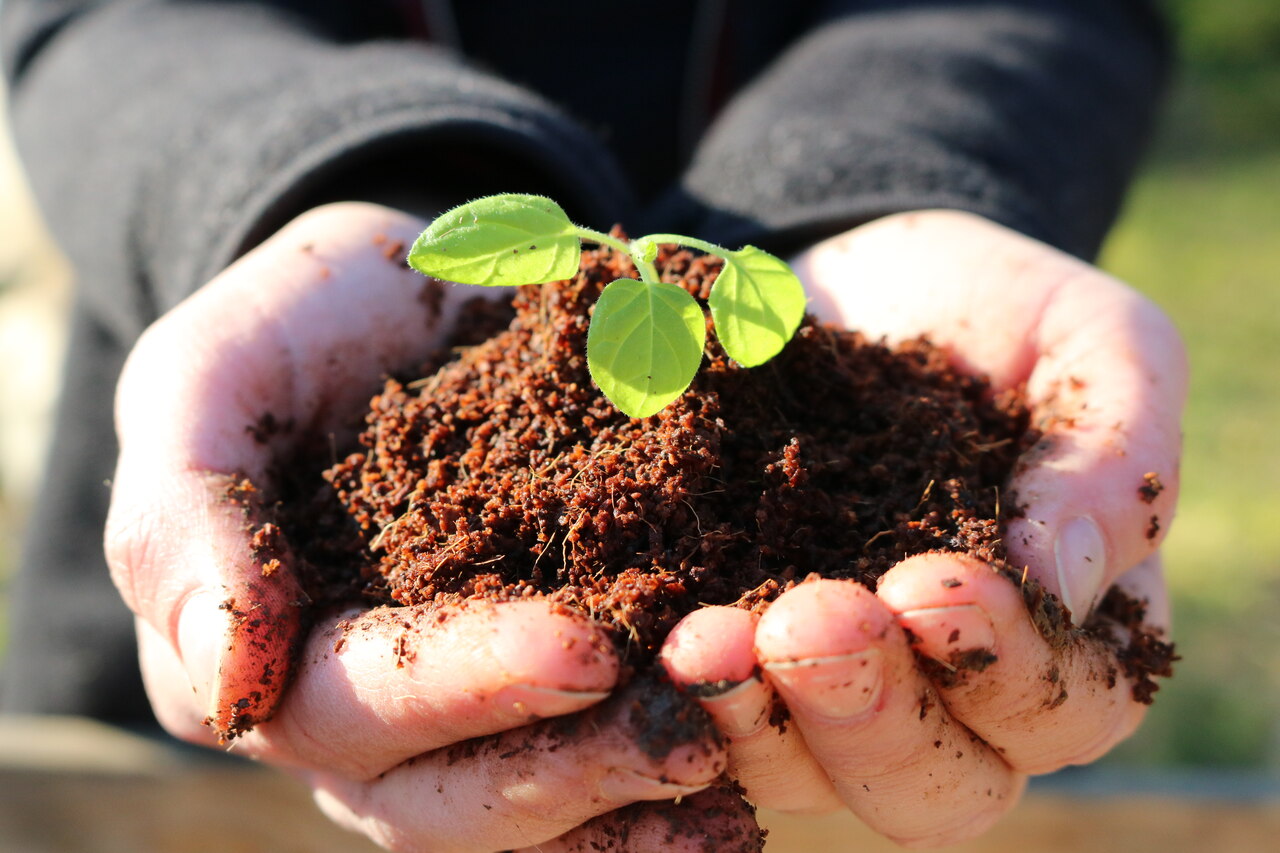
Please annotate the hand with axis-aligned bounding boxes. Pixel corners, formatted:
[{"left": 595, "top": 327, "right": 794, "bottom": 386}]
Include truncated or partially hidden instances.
[
  {"left": 104, "top": 203, "right": 742, "bottom": 852},
  {"left": 659, "top": 210, "right": 1186, "bottom": 845}
]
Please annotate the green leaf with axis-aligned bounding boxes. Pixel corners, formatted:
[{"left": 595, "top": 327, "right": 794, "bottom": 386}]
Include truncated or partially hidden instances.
[
  {"left": 587, "top": 278, "right": 706, "bottom": 418},
  {"left": 407, "top": 194, "right": 581, "bottom": 286},
  {"left": 708, "top": 245, "right": 806, "bottom": 367}
]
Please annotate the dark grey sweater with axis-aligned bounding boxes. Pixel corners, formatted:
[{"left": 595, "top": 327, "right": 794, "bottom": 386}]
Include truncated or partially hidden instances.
[{"left": 0, "top": 0, "right": 1169, "bottom": 722}]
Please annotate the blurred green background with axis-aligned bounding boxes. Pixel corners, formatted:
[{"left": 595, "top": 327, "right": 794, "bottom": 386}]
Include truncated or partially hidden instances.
[
  {"left": 0, "top": 1, "right": 1277, "bottom": 776},
  {"left": 1095, "top": 0, "right": 1280, "bottom": 771}
]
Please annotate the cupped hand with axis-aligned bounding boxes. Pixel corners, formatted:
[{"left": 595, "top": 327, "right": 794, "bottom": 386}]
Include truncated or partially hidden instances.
[
  {"left": 660, "top": 209, "right": 1186, "bottom": 846},
  {"left": 105, "top": 203, "right": 742, "bottom": 852}
]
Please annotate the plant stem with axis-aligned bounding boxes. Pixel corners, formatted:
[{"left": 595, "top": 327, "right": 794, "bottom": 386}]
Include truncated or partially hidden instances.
[
  {"left": 632, "top": 255, "right": 661, "bottom": 285},
  {"left": 576, "top": 226, "right": 631, "bottom": 255},
  {"left": 576, "top": 227, "right": 660, "bottom": 284},
  {"left": 642, "top": 233, "right": 727, "bottom": 259}
]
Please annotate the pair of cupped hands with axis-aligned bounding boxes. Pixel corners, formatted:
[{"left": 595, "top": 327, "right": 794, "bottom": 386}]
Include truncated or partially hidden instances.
[{"left": 105, "top": 203, "right": 1184, "bottom": 852}]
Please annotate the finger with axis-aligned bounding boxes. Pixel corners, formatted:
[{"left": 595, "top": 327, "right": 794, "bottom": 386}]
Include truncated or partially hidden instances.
[
  {"left": 755, "top": 580, "right": 1024, "bottom": 846},
  {"left": 309, "top": 678, "right": 727, "bottom": 853},
  {"left": 229, "top": 599, "right": 617, "bottom": 778},
  {"left": 106, "top": 202, "right": 483, "bottom": 736},
  {"left": 877, "top": 552, "right": 1171, "bottom": 774},
  {"left": 659, "top": 605, "right": 841, "bottom": 814},
  {"left": 143, "top": 594, "right": 620, "bottom": 772},
  {"left": 1004, "top": 273, "right": 1186, "bottom": 619},
  {"left": 519, "top": 786, "right": 764, "bottom": 853}
]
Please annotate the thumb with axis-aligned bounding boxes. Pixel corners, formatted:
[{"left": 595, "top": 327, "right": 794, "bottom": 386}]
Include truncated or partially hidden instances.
[
  {"left": 1005, "top": 272, "right": 1187, "bottom": 620},
  {"left": 106, "top": 465, "right": 306, "bottom": 740}
]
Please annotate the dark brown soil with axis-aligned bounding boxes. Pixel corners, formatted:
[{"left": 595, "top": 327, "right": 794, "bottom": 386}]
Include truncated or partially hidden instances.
[
  {"left": 262, "top": 235, "right": 1175, "bottom": 844},
  {"left": 281, "top": 238, "right": 1037, "bottom": 652}
]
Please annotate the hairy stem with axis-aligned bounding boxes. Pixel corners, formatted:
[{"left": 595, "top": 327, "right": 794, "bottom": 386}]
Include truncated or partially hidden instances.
[
  {"left": 576, "top": 227, "right": 661, "bottom": 284},
  {"left": 641, "top": 233, "right": 728, "bottom": 260}
]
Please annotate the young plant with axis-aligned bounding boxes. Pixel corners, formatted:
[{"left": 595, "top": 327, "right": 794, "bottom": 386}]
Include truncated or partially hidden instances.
[{"left": 407, "top": 193, "right": 806, "bottom": 418}]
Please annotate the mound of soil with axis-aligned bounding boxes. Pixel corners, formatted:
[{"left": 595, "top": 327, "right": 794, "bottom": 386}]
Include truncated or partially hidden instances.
[{"left": 284, "top": 239, "right": 1030, "bottom": 650}]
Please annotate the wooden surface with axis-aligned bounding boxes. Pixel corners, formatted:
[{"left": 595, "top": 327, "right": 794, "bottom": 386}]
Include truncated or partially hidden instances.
[{"left": 2, "top": 717, "right": 1277, "bottom": 853}]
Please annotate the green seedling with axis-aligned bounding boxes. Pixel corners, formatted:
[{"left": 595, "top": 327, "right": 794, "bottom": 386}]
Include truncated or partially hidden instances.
[{"left": 407, "top": 193, "right": 805, "bottom": 418}]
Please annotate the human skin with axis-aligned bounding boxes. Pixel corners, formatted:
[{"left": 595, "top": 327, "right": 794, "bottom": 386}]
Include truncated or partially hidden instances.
[{"left": 105, "top": 204, "right": 1185, "bottom": 851}]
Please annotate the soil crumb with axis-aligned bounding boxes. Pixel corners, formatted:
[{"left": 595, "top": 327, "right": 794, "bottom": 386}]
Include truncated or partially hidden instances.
[{"left": 1087, "top": 586, "right": 1179, "bottom": 704}]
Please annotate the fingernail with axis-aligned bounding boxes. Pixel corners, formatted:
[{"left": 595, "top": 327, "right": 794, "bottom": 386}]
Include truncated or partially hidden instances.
[
  {"left": 494, "top": 684, "right": 611, "bottom": 720},
  {"left": 698, "top": 677, "right": 771, "bottom": 738},
  {"left": 1055, "top": 516, "right": 1107, "bottom": 619},
  {"left": 597, "top": 768, "right": 710, "bottom": 804},
  {"left": 763, "top": 650, "right": 883, "bottom": 720},
  {"left": 177, "top": 591, "right": 229, "bottom": 704},
  {"left": 897, "top": 604, "right": 996, "bottom": 665}
]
